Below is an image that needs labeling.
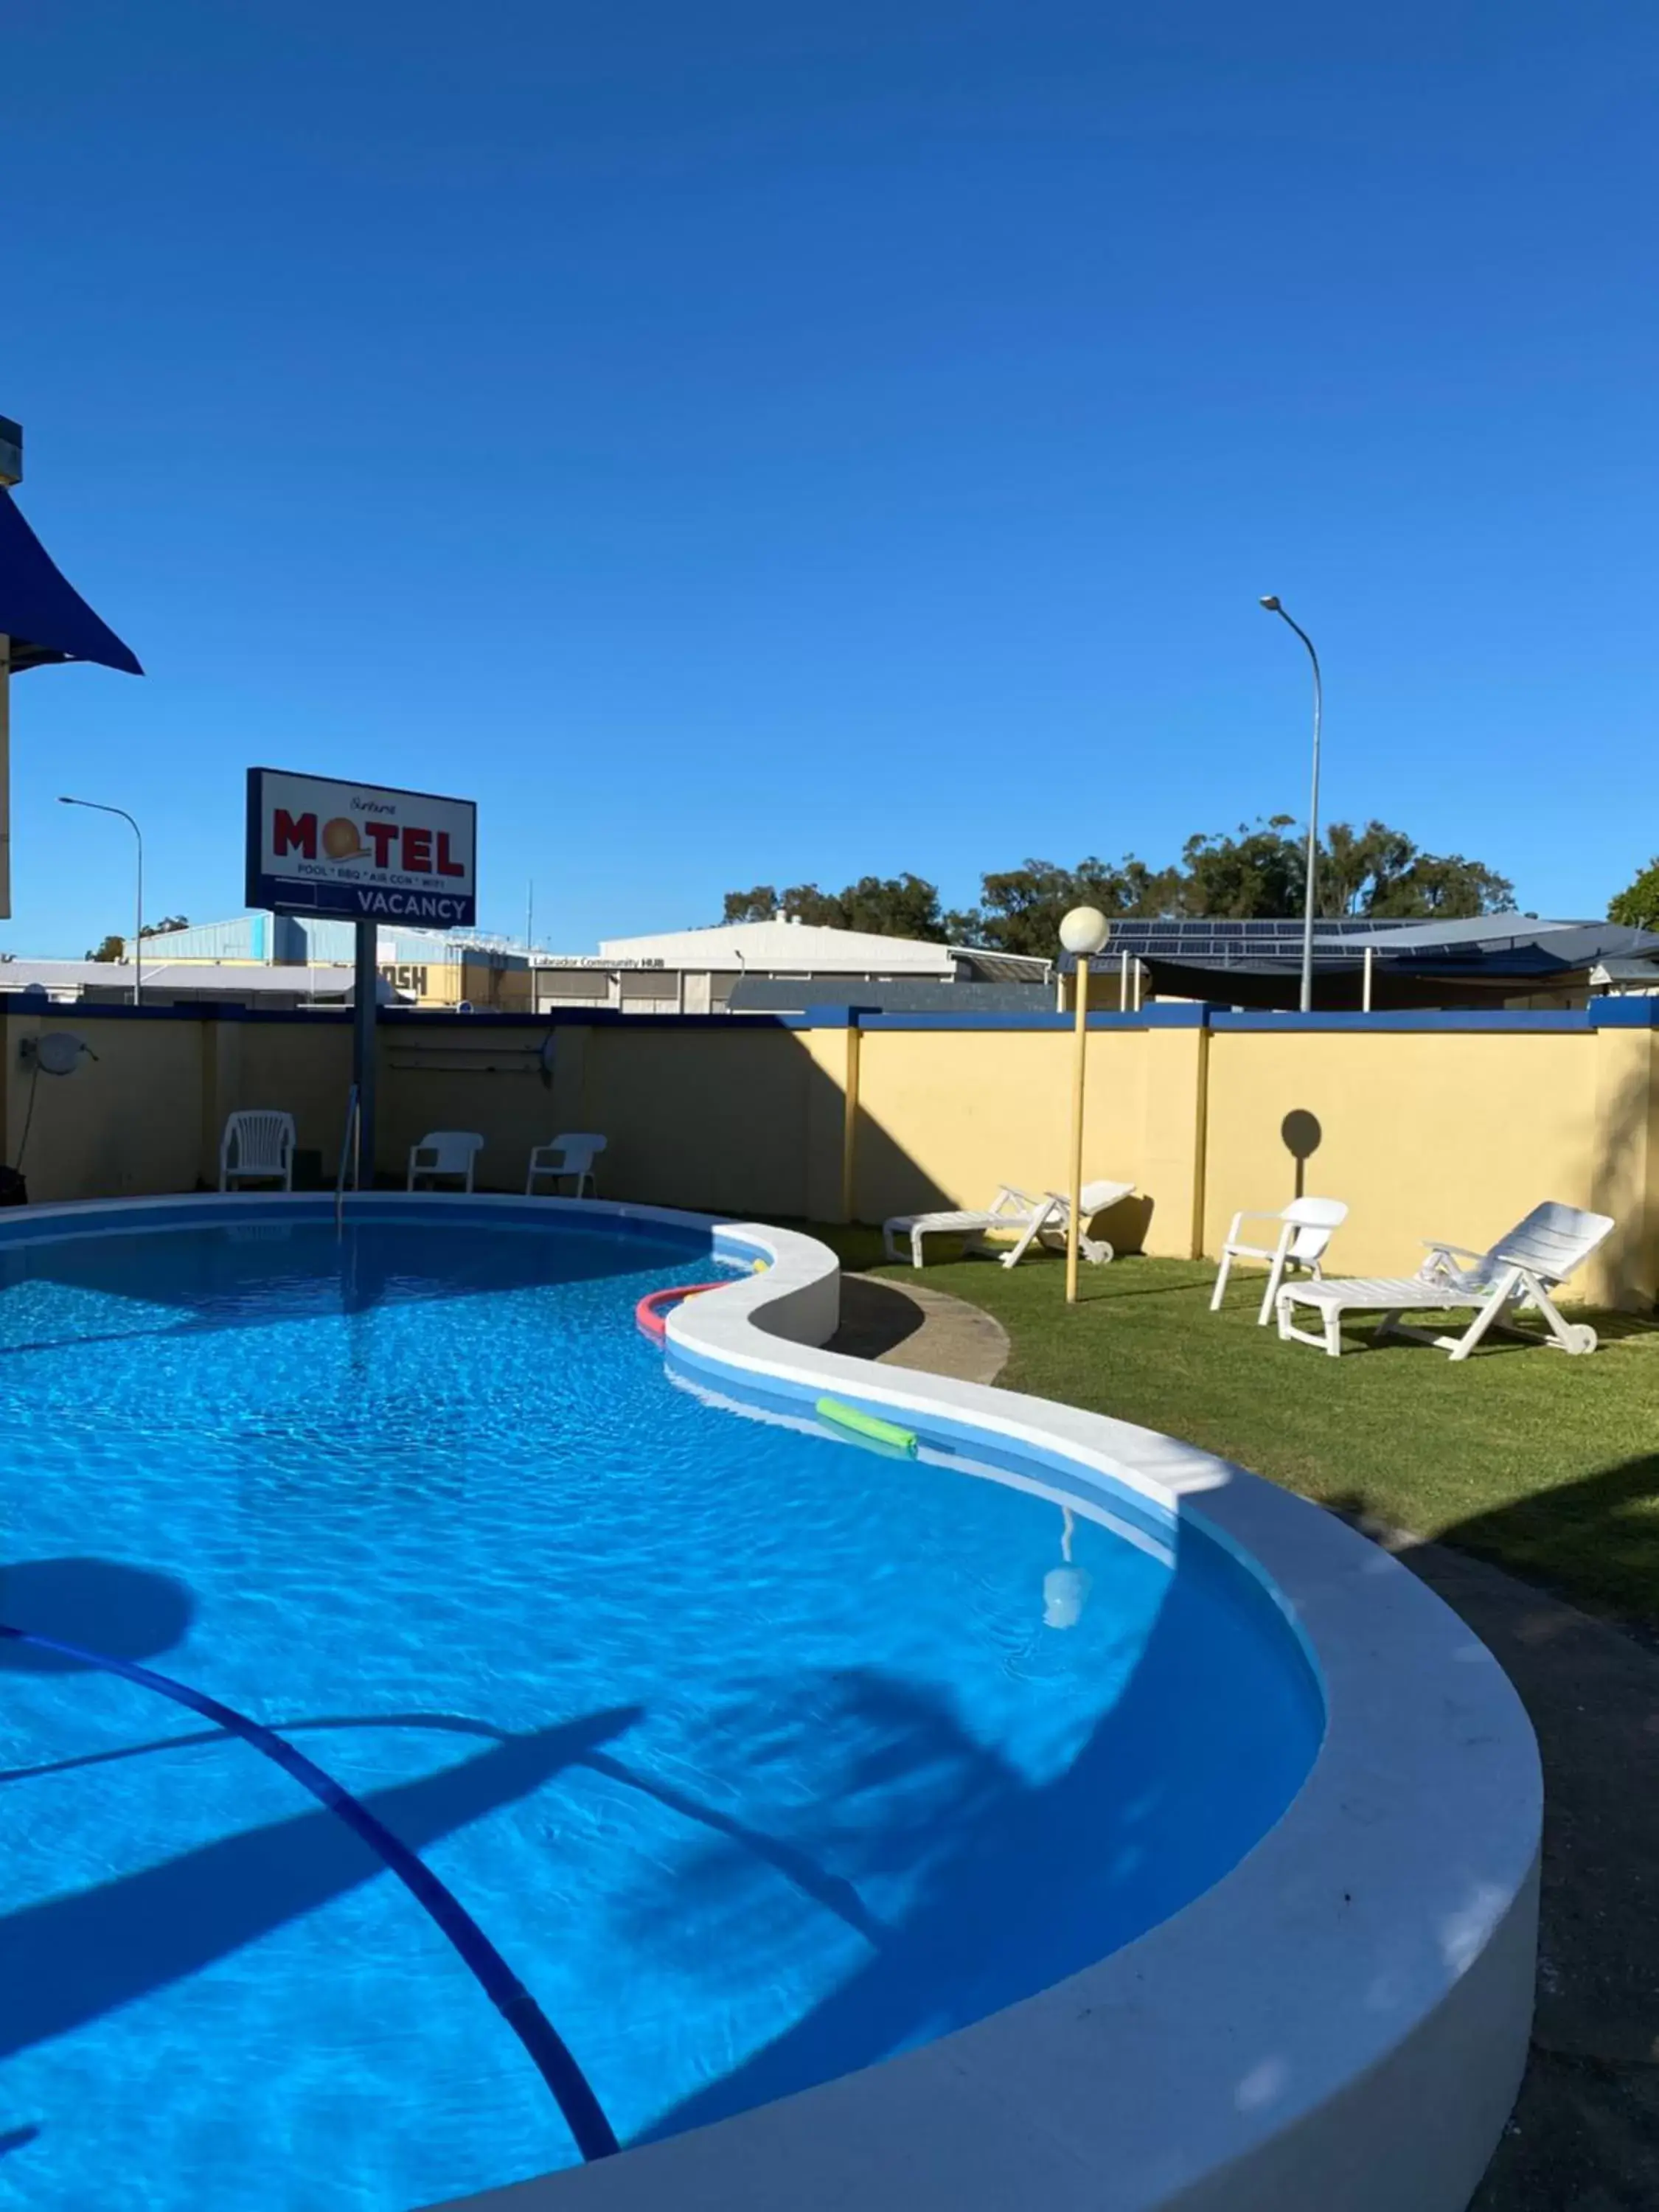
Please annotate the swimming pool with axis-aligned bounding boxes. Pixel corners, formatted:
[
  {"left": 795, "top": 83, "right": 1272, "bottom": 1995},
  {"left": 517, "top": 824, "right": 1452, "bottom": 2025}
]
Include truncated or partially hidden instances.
[{"left": 0, "top": 1201, "right": 1326, "bottom": 2211}]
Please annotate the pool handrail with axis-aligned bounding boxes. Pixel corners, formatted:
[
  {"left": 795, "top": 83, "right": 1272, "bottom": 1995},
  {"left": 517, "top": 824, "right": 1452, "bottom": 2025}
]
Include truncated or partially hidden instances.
[
  {"left": 335, "top": 1083, "right": 361, "bottom": 1232},
  {"left": 0, "top": 1618, "right": 620, "bottom": 2166}
]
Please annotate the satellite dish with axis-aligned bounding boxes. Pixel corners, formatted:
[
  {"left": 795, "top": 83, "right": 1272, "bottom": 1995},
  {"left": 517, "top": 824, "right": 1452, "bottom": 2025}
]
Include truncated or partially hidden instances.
[{"left": 35, "top": 1033, "right": 90, "bottom": 1076}]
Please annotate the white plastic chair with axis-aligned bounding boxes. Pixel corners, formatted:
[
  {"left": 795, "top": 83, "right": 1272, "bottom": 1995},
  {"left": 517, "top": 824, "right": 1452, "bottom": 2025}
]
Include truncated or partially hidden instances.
[
  {"left": 883, "top": 1178, "right": 1135, "bottom": 1269},
  {"left": 406, "top": 1131, "right": 484, "bottom": 1193},
  {"left": 1277, "top": 1200, "right": 1614, "bottom": 1361},
  {"left": 526, "top": 1133, "right": 606, "bottom": 1198},
  {"left": 1211, "top": 1196, "right": 1349, "bottom": 1326},
  {"left": 219, "top": 1110, "right": 296, "bottom": 1192}
]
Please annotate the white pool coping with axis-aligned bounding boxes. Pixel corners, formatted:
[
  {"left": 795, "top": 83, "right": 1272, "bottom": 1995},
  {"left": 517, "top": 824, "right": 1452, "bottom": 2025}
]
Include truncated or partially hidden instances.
[{"left": 0, "top": 1194, "right": 1540, "bottom": 2211}]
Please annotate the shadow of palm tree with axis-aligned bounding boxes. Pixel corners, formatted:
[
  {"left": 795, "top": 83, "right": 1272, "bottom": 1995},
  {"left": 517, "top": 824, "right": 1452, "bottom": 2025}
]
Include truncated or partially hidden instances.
[
  {"left": 608, "top": 1541, "right": 1323, "bottom": 2144},
  {"left": 0, "top": 1708, "right": 641, "bottom": 2061}
]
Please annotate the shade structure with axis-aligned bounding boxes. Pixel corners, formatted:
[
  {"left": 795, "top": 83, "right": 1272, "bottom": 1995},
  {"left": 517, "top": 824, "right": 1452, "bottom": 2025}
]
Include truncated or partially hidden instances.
[{"left": 0, "top": 489, "right": 142, "bottom": 675}]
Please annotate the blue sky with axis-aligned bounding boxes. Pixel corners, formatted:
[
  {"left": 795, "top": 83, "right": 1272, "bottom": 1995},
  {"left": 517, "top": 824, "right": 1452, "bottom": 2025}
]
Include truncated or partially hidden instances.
[{"left": 4, "top": 0, "right": 1655, "bottom": 953}]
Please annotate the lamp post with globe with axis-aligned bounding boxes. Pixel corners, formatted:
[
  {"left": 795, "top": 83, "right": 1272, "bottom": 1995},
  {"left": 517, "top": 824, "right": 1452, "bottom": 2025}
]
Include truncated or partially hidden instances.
[{"left": 1060, "top": 905, "right": 1111, "bottom": 1304}]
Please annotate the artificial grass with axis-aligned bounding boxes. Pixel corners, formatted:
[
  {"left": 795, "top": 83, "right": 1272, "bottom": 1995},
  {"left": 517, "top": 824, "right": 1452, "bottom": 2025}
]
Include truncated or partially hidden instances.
[{"left": 801, "top": 1225, "right": 1659, "bottom": 1632}]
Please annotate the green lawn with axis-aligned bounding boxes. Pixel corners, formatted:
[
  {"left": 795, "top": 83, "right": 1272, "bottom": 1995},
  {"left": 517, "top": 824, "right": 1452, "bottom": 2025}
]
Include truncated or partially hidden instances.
[{"left": 802, "top": 1226, "right": 1659, "bottom": 1631}]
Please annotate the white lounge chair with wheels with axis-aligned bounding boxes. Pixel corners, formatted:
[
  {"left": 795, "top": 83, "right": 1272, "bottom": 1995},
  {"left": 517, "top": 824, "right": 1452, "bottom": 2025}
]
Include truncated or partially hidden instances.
[
  {"left": 1276, "top": 1200, "right": 1613, "bottom": 1360},
  {"left": 1211, "top": 1196, "right": 1349, "bottom": 1326},
  {"left": 407, "top": 1131, "right": 484, "bottom": 1193},
  {"left": 220, "top": 1110, "right": 296, "bottom": 1192},
  {"left": 526, "top": 1133, "right": 606, "bottom": 1198},
  {"left": 883, "top": 1179, "right": 1135, "bottom": 1270}
]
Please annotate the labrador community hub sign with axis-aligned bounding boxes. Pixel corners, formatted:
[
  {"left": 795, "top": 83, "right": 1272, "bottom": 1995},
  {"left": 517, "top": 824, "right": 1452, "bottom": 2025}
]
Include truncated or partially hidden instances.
[{"left": 246, "top": 768, "right": 477, "bottom": 927}]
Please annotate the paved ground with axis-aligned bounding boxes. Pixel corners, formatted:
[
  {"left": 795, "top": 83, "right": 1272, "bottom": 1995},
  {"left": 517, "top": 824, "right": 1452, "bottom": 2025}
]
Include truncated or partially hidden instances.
[
  {"left": 835, "top": 1270, "right": 1659, "bottom": 2209},
  {"left": 1371, "top": 1528, "right": 1659, "bottom": 2211},
  {"left": 829, "top": 1273, "right": 1009, "bottom": 1383}
]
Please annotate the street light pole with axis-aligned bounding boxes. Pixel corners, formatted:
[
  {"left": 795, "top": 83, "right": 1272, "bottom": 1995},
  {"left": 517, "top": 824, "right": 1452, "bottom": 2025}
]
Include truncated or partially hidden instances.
[
  {"left": 59, "top": 795, "right": 143, "bottom": 1006},
  {"left": 1259, "top": 597, "right": 1323, "bottom": 1014}
]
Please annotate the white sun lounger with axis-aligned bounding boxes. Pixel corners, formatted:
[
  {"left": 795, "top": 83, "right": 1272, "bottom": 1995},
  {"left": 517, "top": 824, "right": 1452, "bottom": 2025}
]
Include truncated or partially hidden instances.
[
  {"left": 883, "top": 1180, "right": 1135, "bottom": 1270},
  {"left": 1211, "top": 1196, "right": 1349, "bottom": 1327},
  {"left": 1276, "top": 1200, "right": 1614, "bottom": 1360}
]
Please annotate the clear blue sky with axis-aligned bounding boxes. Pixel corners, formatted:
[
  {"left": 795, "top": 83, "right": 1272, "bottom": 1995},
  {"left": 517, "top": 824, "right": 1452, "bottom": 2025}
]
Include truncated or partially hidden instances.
[{"left": 5, "top": 0, "right": 1655, "bottom": 954}]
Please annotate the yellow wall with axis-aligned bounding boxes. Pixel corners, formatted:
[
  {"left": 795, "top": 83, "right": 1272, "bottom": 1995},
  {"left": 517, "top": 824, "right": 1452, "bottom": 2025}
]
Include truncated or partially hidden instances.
[
  {"left": 580, "top": 1022, "right": 822, "bottom": 1216},
  {"left": 1201, "top": 1027, "right": 1630, "bottom": 1298},
  {"left": 7, "top": 1010, "right": 205, "bottom": 1200},
  {"left": 1, "top": 1004, "right": 1654, "bottom": 1308},
  {"left": 849, "top": 1026, "right": 1160, "bottom": 1253},
  {"left": 223, "top": 1018, "right": 354, "bottom": 1180}
]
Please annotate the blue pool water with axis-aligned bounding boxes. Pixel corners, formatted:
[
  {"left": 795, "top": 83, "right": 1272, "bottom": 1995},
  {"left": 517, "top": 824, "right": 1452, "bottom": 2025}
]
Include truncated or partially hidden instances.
[{"left": 0, "top": 1211, "right": 1321, "bottom": 2210}]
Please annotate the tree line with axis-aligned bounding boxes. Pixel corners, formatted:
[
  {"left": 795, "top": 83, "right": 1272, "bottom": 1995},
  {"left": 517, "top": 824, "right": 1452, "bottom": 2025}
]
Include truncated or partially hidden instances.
[
  {"left": 86, "top": 916, "right": 190, "bottom": 963},
  {"left": 723, "top": 818, "right": 1517, "bottom": 958},
  {"left": 1609, "top": 861, "right": 1659, "bottom": 933}
]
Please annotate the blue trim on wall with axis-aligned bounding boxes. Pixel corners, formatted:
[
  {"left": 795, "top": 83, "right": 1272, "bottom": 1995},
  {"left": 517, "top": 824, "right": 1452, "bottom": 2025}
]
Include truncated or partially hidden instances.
[
  {"left": 1209, "top": 1008, "right": 1594, "bottom": 1033},
  {"left": 1, "top": 994, "right": 1647, "bottom": 1035},
  {"left": 852, "top": 1004, "right": 1210, "bottom": 1032}
]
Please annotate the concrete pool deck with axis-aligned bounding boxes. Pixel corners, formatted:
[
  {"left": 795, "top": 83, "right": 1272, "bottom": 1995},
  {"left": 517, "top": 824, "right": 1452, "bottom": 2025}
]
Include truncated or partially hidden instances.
[{"left": 829, "top": 1273, "right": 1010, "bottom": 1383}]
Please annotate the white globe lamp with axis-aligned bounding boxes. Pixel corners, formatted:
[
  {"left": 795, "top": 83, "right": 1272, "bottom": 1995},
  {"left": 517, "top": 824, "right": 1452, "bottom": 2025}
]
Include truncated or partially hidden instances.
[{"left": 1059, "top": 905, "right": 1110, "bottom": 957}]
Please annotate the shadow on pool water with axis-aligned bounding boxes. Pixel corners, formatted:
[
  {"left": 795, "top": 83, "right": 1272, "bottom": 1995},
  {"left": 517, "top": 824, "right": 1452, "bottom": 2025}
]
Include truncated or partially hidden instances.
[
  {"left": 0, "top": 1216, "right": 717, "bottom": 1355},
  {"left": 0, "top": 1493, "right": 1321, "bottom": 2195},
  {"left": 0, "top": 1558, "right": 195, "bottom": 1673}
]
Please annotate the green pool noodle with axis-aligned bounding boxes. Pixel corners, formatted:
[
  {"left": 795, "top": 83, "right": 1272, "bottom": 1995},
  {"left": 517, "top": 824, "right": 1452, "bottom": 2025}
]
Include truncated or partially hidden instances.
[{"left": 815, "top": 1397, "right": 919, "bottom": 1455}]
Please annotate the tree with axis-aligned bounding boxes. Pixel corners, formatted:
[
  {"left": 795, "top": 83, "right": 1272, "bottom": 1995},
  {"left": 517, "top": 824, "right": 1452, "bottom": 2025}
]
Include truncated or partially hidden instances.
[
  {"left": 1175, "top": 818, "right": 1307, "bottom": 919},
  {"left": 725, "top": 819, "right": 1514, "bottom": 958},
  {"left": 945, "top": 856, "right": 1177, "bottom": 957},
  {"left": 1362, "top": 852, "right": 1512, "bottom": 919},
  {"left": 1609, "top": 859, "right": 1659, "bottom": 932},
  {"left": 82, "top": 916, "right": 191, "bottom": 961},
  {"left": 1171, "top": 818, "right": 1513, "bottom": 922},
  {"left": 1322, "top": 821, "right": 1416, "bottom": 914},
  {"left": 721, "top": 875, "right": 950, "bottom": 941}
]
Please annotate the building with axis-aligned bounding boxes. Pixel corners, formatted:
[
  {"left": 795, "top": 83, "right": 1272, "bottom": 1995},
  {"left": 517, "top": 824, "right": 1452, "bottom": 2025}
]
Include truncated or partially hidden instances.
[
  {"left": 529, "top": 919, "right": 1050, "bottom": 1016},
  {"left": 73, "top": 911, "right": 1048, "bottom": 1017},
  {"left": 114, "top": 914, "right": 532, "bottom": 1009},
  {"left": 1062, "top": 915, "right": 1659, "bottom": 1013},
  {"left": 20, "top": 908, "right": 1652, "bottom": 1016},
  {"left": 0, "top": 956, "right": 364, "bottom": 1008}
]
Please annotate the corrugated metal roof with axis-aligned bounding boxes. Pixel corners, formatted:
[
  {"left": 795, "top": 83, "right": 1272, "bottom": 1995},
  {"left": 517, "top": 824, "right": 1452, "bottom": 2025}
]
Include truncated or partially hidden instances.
[
  {"left": 0, "top": 959, "right": 359, "bottom": 999},
  {"left": 727, "top": 977, "right": 1052, "bottom": 1015},
  {"left": 1057, "top": 917, "right": 1659, "bottom": 975}
]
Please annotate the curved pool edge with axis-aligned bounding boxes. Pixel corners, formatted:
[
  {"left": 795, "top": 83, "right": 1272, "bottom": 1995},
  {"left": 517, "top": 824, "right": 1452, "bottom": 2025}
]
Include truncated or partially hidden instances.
[
  {"left": 495, "top": 1206, "right": 1539, "bottom": 2212},
  {"left": 0, "top": 1194, "right": 1538, "bottom": 2212}
]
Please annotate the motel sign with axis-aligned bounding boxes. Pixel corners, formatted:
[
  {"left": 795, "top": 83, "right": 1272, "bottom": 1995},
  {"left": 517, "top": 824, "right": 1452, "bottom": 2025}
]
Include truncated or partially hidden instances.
[{"left": 246, "top": 767, "right": 477, "bottom": 926}]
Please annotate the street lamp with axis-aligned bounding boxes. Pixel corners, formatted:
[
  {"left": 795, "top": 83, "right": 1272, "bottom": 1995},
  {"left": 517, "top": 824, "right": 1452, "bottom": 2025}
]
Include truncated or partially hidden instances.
[
  {"left": 1059, "top": 904, "right": 1110, "bottom": 1304},
  {"left": 1259, "top": 596, "right": 1323, "bottom": 1014},
  {"left": 59, "top": 796, "right": 143, "bottom": 1006}
]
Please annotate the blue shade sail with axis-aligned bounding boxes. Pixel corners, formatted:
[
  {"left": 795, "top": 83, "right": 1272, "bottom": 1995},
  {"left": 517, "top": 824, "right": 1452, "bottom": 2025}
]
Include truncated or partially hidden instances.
[{"left": 0, "top": 490, "right": 142, "bottom": 676}]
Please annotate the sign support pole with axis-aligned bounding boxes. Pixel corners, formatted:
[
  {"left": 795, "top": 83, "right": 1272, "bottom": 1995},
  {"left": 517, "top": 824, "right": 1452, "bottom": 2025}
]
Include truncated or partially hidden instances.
[
  {"left": 352, "top": 920, "right": 378, "bottom": 1187},
  {"left": 246, "top": 768, "right": 477, "bottom": 1194}
]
